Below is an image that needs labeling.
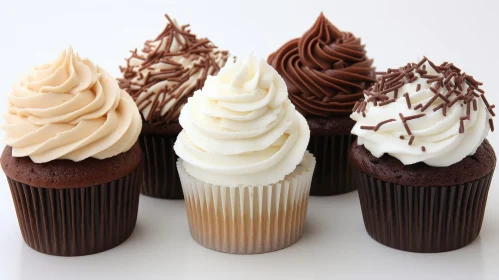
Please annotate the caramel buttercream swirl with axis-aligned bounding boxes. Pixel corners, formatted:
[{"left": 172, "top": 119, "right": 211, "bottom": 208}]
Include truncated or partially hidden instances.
[
  {"left": 269, "top": 13, "right": 375, "bottom": 117},
  {"left": 119, "top": 15, "right": 229, "bottom": 126},
  {"left": 1, "top": 47, "right": 142, "bottom": 163}
]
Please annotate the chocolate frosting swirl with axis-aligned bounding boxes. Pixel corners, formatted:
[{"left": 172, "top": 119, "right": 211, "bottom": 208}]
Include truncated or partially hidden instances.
[{"left": 268, "top": 13, "right": 375, "bottom": 117}]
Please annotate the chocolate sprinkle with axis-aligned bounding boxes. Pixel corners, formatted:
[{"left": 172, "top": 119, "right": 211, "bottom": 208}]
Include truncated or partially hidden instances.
[
  {"left": 404, "top": 92, "right": 411, "bottom": 109},
  {"left": 404, "top": 113, "right": 426, "bottom": 121},
  {"left": 408, "top": 135, "right": 415, "bottom": 145},
  {"left": 403, "top": 122, "right": 412, "bottom": 135},
  {"left": 421, "top": 146, "right": 426, "bottom": 152},
  {"left": 421, "top": 94, "right": 439, "bottom": 112},
  {"left": 374, "top": 119, "right": 396, "bottom": 131},
  {"left": 488, "top": 105, "right": 496, "bottom": 117}
]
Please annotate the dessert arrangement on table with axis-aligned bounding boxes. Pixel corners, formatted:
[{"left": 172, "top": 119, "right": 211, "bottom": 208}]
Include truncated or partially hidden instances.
[{"left": 0, "top": 13, "right": 495, "bottom": 256}]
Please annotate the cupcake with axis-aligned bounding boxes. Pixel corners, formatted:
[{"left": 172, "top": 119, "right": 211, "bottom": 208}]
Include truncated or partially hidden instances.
[
  {"left": 268, "top": 13, "right": 376, "bottom": 196},
  {"left": 349, "top": 58, "right": 496, "bottom": 253},
  {"left": 0, "top": 47, "right": 143, "bottom": 256},
  {"left": 118, "top": 15, "right": 229, "bottom": 199},
  {"left": 174, "top": 54, "right": 316, "bottom": 254}
]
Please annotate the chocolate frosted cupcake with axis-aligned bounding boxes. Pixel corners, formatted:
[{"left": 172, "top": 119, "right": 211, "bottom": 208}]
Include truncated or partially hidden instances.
[
  {"left": 269, "top": 13, "right": 375, "bottom": 195},
  {"left": 1, "top": 47, "right": 143, "bottom": 256},
  {"left": 174, "top": 55, "right": 315, "bottom": 254},
  {"left": 119, "top": 15, "right": 229, "bottom": 199},
  {"left": 350, "top": 58, "right": 496, "bottom": 253}
]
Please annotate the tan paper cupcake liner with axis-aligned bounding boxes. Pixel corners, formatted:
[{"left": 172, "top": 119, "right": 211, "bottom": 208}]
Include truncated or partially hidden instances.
[{"left": 177, "top": 152, "right": 316, "bottom": 254}]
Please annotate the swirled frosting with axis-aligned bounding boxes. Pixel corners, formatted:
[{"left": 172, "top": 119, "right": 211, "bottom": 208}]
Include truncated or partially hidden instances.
[
  {"left": 351, "top": 58, "right": 494, "bottom": 167},
  {"left": 1, "top": 47, "right": 142, "bottom": 163},
  {"left": 268, "top": 13, "right": 375, "bottom": 117},
  {"left": 119, "top": 15, "right": 229, "bottom": 126},
  {"left": 174, "top": 54, "right": 310, "bottom": 186}
]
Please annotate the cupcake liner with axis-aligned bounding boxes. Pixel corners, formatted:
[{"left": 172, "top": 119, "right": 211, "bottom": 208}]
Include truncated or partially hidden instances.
[
  {"left": 140, "top": 134, "right": 183, "bottom": 199},
  {"left": 353, "top": 168, "right": 493, "bottom": 253},
  {"left": 308, "top": 133, "right": 356, "bottom": 196},
  {"left": 7, "top": 167, "right": 142, "bottom": 256},
  {"left": 177, "top": 152, "right": 316, "bottom": 254}
]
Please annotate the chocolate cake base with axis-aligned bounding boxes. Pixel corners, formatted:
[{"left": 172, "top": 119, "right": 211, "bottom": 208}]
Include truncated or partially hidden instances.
[
  {"left": 1, "top": 143, "right": 143, "bottom": 256},
  {"left": 307, "top": 115, "right": 357, "bottom": 196},
  {"left": 140, "top": 122, "right": 183, "bottom": 199},
  {"left": 349, "top": 140, "right": 496, "bottom": 253}
]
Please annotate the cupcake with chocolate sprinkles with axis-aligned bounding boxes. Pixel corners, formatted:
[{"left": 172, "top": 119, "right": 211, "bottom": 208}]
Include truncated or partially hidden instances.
[
  {"left": 119, "top": 15, "right": 229, "bottom": 199},
  {"left": 269, "top": 13, "right": 375, "bottom": 195},
  {"left": 349, "top": 57, "right": 496, "bottom": 253},
  {"left": 1, "top": 47, "right": 143, "bottom": 256}
]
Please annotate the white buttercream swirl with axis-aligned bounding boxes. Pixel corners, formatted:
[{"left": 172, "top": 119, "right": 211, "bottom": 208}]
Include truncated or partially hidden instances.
[
  {"left": 351, "top": 62, "right": 491, "bottom": 167},
  {"left": 1, "top": 47, "right": 142, "bottom": 163},
  {"left": 174, "top": 55, "right": 310, "bottom": 186}
]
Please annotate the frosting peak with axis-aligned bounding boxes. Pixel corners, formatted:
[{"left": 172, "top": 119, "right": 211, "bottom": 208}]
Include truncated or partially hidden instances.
[
  {"left": 269, "top": 13, "right": 375, "bottom": 117},
  {"left": 174, "top": 54, "right": 310, "bottom": 186},
  {"left": 351, "top": 58, "right": 494, "bottom": 167},
  {"left": 119, "top": 15, "right": 229, "bottom": 126},
  {"left": 2, "top": 47, "right": 142, "bottom": 163}
]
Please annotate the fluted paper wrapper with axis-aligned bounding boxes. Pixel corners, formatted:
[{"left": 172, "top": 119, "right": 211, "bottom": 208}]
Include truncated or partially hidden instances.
[
  {"left": 178, "top": 152, "right": 316, "bottom": 254},
  {"left": 6, "top": 168, "right": 141, "bottom": 256},
  {"left": 353, "top": 168, "right": 493, "bottom": 253},
  {"left": 308, "top": 133, "right": 356, "bottom": 196},
  {"left": 140, "top": 134, "right": 183, "bottom": 199}
]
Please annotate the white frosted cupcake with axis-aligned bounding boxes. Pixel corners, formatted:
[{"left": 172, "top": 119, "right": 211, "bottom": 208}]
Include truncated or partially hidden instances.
[{"left": 174, "top": 54, "right": 315, "bottom": 254}]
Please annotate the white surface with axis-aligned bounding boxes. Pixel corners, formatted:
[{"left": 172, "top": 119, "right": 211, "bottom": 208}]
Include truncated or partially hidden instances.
[{"left": 1, "top": 0, "right": 499, "bottom": 279}]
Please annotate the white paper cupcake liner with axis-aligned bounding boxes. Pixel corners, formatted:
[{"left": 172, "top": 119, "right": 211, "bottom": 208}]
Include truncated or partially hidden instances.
[{"left": 177, "top": 151, "right": 316, "bottom": 254}]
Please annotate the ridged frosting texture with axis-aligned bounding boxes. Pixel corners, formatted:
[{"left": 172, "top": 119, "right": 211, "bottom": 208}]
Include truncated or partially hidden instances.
[
  {"left": 119, "top": 15, "right": 229, "bottom": 126},
  {"left": 351, "top": 59, "right": 493, "bottom": 167},
  {"left": 268, "top": 13, "right": 375, "bottom": 117},
  {"left": 1, "top": 47, "right": 142, "bottom": 163},
  {"left": 174, "top": 54, "right": 310, "bottom": 186}
]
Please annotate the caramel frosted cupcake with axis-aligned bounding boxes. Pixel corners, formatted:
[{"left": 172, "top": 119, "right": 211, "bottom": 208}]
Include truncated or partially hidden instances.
[
  {"left": 269, "top": 13, "right": 375, "bottom": 195},
  {"left": 119, "top": 15, "right": 229, "bottom": 199},
  {"left": 349, "top": 58, "right": 496, "bottom": 253},
  {"left": 1, "top": 47, "right": 143, "bottom": 256},
  {"left": 174, "top": 55, "right": 315, "bottom": 254}
]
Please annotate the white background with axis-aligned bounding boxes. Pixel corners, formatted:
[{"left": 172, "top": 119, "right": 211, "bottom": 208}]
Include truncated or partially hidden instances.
[{"left": 1, "top": 0, "right": 499, "bottom": 279}]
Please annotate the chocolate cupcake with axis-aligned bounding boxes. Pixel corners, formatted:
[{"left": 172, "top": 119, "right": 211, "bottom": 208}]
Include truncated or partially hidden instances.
[
  {"left": 269, "top": 13, "right": 375, "bottom": 195},
  {"left": 119, "top": 15, "right": 229, "bottom": 199},
  {"left": 0, "top": 47, "right": 143, "bottom": 256},
  {"left": 174, "top": 55, "right": 315, "bottom": 254},
  {"left": 349, "top": 58, "right": 496, "bottom": 253}
]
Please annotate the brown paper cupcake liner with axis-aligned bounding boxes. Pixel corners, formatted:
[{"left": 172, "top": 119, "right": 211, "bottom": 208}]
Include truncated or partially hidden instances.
[
  {"left": 7, "top": 167, "right": 142, "bottom": 256},
  {"left": 354, "top": 168, "right": 493, "bottom": 253},
  {"left": 308, "top": 133, "right": 356, "bottom": 196},
  {"left": 140, "top": 134, "right": 183, "bottom": 199},
  {"left": 177, "top": 152, "right": 316, "bottom": 254}
]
